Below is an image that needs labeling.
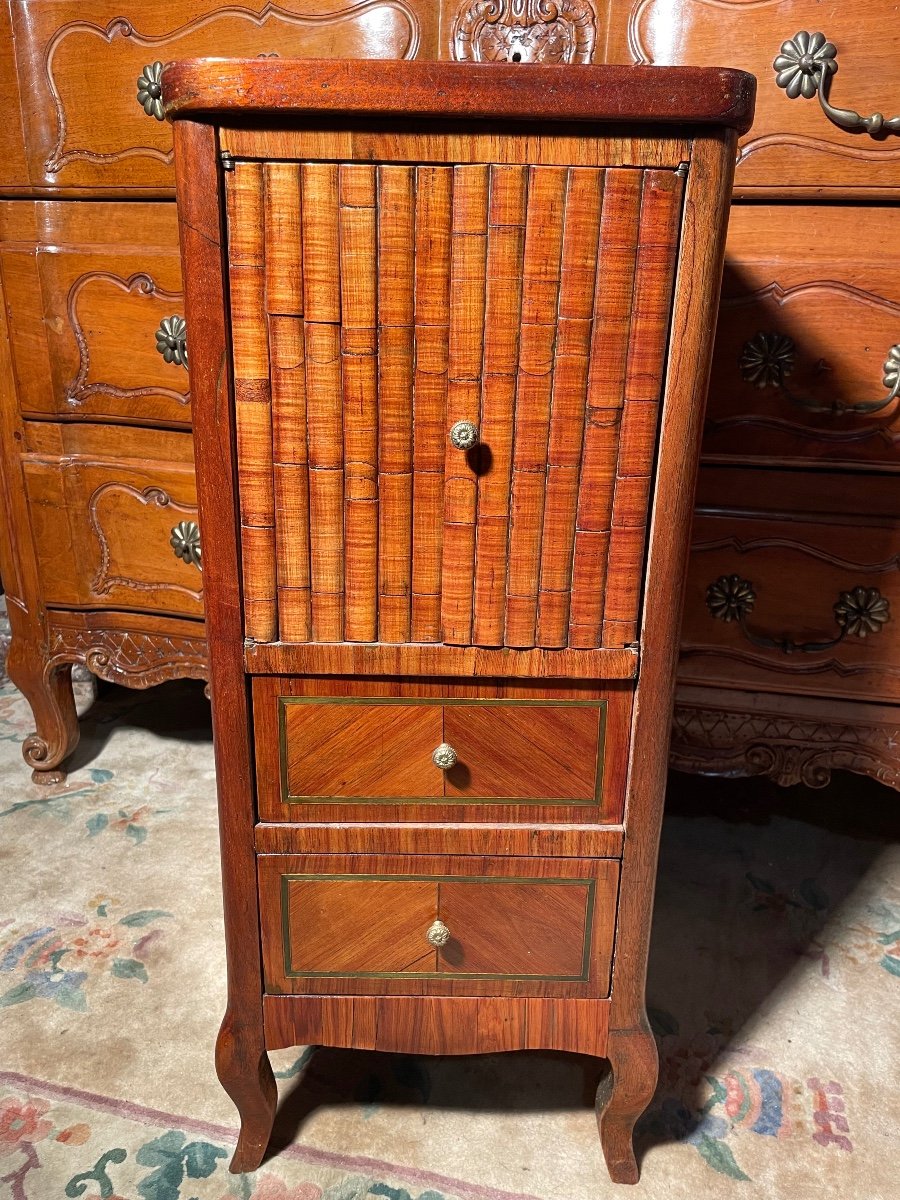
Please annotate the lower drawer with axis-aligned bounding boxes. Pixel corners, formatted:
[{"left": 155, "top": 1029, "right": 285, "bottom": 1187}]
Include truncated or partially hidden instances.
[
  {"left": 258, "top": 853, "right": 619, "bottom": 998},
  {"left": 680, "top": 494, "right": 900, "bottom": 702},
  {"left": 22, "top": 422, "right": 202, "bottom": 618}
]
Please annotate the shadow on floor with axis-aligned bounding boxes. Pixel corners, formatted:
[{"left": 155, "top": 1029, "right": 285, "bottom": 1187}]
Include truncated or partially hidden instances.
[{"left": 266, "top": 768, "right": 892, "bottom": 1166}]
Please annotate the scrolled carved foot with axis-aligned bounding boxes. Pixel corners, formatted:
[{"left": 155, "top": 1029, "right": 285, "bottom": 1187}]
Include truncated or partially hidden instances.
[
  {"left": 8, "top": 659, "right": 80, "bottom": 785},
  {"left": 596, "top": 1026, "right": 658, "bottom": 1185},
  {"left": 216, "top": 1011, "right": 277, "bottom": 1174}
]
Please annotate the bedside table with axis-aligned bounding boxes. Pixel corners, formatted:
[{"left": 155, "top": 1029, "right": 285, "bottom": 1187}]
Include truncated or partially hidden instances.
[{"left": 164, "top": 58, "right": 754, "bottom": 1184}]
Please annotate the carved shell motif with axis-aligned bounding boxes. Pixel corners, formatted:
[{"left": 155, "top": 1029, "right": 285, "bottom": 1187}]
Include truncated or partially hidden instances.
[{"left": 453, "top": 0, "right": 597, "bottom": 64}]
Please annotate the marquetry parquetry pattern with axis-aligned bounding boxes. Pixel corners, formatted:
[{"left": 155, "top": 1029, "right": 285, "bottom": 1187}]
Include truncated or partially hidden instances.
[{"left": 225, "top": 159, "right": 684, "bottom": 648}]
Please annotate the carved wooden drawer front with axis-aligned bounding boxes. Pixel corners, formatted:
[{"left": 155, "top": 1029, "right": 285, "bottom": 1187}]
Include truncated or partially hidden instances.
[
  {"left": 620, "top": 0, "right": 900, "bottom": 194},
  {"left": 704, "top": 205, "right": 900, "bottom": 470},
  {"left": 21, "top": 423, "right": 202, "bottom": 618},
  {"left": 0, "top": 200, "right": 189, "bottom": 427},
  {"left": 226, "top": 156, "right": 685, "bottom": 649},
  {"left": 258, "top": 853, "right": 619, "bottom": 997},
  {"left": 253, "top": 676, "right": 631, "bottom": 823},
  {"left": 7, "top": 0, "right": 429, "bottom": 193},
  {"left": 679, "top": 469, "right": 900, "bottom": 703}
]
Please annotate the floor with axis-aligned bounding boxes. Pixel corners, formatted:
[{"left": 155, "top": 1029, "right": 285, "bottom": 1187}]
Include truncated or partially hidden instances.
[{"left": 0, "top": 607, "right": 896, "bottom": 1199}]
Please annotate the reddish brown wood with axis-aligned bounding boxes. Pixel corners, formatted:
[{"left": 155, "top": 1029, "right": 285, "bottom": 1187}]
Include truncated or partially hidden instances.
[
  {"left": 162, "top": 59, "right": 756, "bottom": 132},
  {"left": 252, "top": 675, "right": 633, "bottom": 826},
  {"left": 170, "top": 62, "right": 750, "bottom": 1184},
  {"left": 173, "top": 120, "right": 275, "bottom": 1174},
  {"left": 257, "top": 852, "right": 619, "bottom": 998},
  {"left": 263, "top": 995, "right": 610, "bottom": 1057}
]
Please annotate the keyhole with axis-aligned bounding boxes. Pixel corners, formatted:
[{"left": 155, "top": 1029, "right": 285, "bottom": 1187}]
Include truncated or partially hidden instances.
[{"left": 511, "top": 51, "right": 522, "bottom": 62}]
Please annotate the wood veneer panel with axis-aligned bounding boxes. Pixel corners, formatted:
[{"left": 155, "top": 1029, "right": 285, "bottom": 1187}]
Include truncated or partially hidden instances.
[
  {"left": 280, "top": 878, "right": 436, "bottom": 976},
  {"left": 263, "top": 994, "right": 610, "bottom": 1057},
  {"left": 281, "top": 700, "right": 443, "bottom": 800},
  {"left": 244, "top": 641, "right": 638, "bottom": 679},
  {"left": 442, "top": 702, "right": 602, "bottom": 802},
  {"left": 254, "top": 823, "right": 626, "bottom": 859},
  {"left": 253, "top": 675, "right": 632, "bottom": 825},
  {"left": 438, "top": 880, "right": 591, "bottom": 977},
  {"left": 257, "top": 852, "right": 618, "bottom": 998},
  {"left": 228, "top": 149, "right": 684, "bottom": 650},
  {"left": 226, "top": 161, "right": 276, "bottom": 641}
]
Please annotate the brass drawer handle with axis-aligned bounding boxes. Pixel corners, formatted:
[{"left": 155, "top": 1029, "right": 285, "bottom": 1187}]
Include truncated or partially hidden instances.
[
  {"left": 432, "top": 742, "right": 458, "bottom": 770},
  {"left": 739, "top": 334, "right": 900, "bottom": 417},
  {"left": 773, "top": 32, "right": 900, "bottom": 137},
  {"left": 171, "top": 520, "right": 201, "bottom": 569},
  {"left": 137, "top": 62, "right": 165, "bottom": 121},
  {"left": 156, "top": 316, "right": 188, "bottom": 369},
  {"left": 449, "top": 420, "right": 478, "bottom": 450},
  {"left": 706, "top": 575, "right": 889, "bottom": 654},
  {"left": 426, "top": 919, "right": 451, "bottom": 948}
]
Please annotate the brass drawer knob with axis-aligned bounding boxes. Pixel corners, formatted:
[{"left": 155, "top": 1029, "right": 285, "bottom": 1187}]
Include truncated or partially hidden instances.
[
  {"left": 432, "top": 742, "right": 458, "bottom": 770},
  {"left": 426, "top": 919, "right": 451, "bottom": 948},
  {"left": 156, "top": 316, "right": 188, "bottom": 369},
  {"left": 171, "top": 520, "right": 201, "bottom": 569},
  {"left": 449, "top": 420, "right": 478, "bottom": 450},
  {"left": 137, "top": 61, "right": 165, "bottom": 121}
]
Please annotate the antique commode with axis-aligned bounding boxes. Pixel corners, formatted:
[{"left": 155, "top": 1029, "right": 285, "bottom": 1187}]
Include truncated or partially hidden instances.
[{"left": 162, "top": 59, "right": 754, "bottom": 1183}]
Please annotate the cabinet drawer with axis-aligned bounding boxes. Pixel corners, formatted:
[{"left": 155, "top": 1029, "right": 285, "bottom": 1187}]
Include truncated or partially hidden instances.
[
  {"left": 0, "top": 201, "right": 187, "bottom": 427},
  {"left": 258, "top": 853, "right": 619, "bottom": 997},
  {"left": 7, "top": 1, "right": 430, "bottom": 193},
  {"left": 254, "top": 677, "right": 632, "bottom": 823},
  {"left": 680, "top": 473, "right": 900, "bottom": 703},
  {"left": 705, "top": 205, "right": 900, "bottom": 470},
  {"left": 621, "top": 1, "right": 900, "bottom": 195},
  {"left": 22, "top": 422, "right": 202, "bottom": 619}
]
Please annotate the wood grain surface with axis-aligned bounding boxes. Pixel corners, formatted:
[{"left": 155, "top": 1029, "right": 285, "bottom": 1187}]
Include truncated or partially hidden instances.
[
  {"left": 163, "top": 59, "right": 755, "bottom": 132},
  {"left": 258, "top": 852, "right": 619, "bottom": 998},
  {"left": 252, "top": 674, "right": 632, "bottom": 825},
  {"left": 225, "top": 151, "right": 684, "bottom": 649}
]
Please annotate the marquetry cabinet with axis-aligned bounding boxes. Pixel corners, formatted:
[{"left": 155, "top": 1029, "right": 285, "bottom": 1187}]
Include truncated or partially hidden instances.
[
  {"left": 0, "top": 1, "right": 898, "bottom": 794},
  {"left": 164, "top": 56, "right": 752, "bottom": 1181}
]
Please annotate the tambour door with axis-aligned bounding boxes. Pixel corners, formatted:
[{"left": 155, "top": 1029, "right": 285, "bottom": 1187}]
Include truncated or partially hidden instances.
[
  {"left": 252, "top": 675, "right": 632, "bottom": 823},
  {"left": 225, "top": 150, "right": 686, "bottom": 651}
]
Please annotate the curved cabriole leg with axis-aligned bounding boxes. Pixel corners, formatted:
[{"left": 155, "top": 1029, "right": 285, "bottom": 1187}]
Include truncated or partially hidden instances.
[
  {"left": 596, "top": 1026, "right": 658, "bottom": 1185},
  {"left": 216, "top": 1010, "right": 277, "bottom": 1174},
  {"left": 6, "top": 651, "right": 79, "bottom": 786}
]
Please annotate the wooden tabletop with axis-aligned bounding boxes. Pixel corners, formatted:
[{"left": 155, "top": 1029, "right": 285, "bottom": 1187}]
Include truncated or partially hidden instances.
[{"left": 162, "top": 59, "right": 756, "bottom": 134}]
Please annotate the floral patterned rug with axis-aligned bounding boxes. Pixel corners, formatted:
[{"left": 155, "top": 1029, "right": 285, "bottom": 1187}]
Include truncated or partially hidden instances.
[{"left": 0, "top": 600, "right": 897, "bottom": 1199}]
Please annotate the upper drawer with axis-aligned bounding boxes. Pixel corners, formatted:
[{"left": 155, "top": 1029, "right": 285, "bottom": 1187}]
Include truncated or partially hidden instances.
[
  {"left": 621, "top": 2, "right": 900, "bottom": 195},
  {"left": 0, "top": 201, "right": 188, "bottom": 427},
  {"left": 253, "top": 676, "right": 632, "bottom": 823},
  {"left": 6, "top": 0, "right": 431, "bottom": 193},
  {"left": 227, "top": 159, "right": 685, "bottom": 651},
  {"left": 21, "top": 422, "right": 202, "bottom": 619},
  {"left": 704, "top": 204, "right": 900, "bottom": 470}
]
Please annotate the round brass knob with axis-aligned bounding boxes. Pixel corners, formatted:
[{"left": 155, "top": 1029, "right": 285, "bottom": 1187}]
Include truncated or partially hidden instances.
[
  {"left": 426, "top": 919, "right": 450, "bottom": 948},
  {"left": 449, "top": 420, "right": 478, "bottom": 450},
  {"left": 432, "top": 743, "right": 457, "bottom": 770}
]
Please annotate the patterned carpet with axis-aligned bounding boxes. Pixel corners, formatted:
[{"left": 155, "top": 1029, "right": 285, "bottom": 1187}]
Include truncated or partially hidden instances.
[{"left": 0, "top": 601, "right": 896, "bottom": 1199}]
